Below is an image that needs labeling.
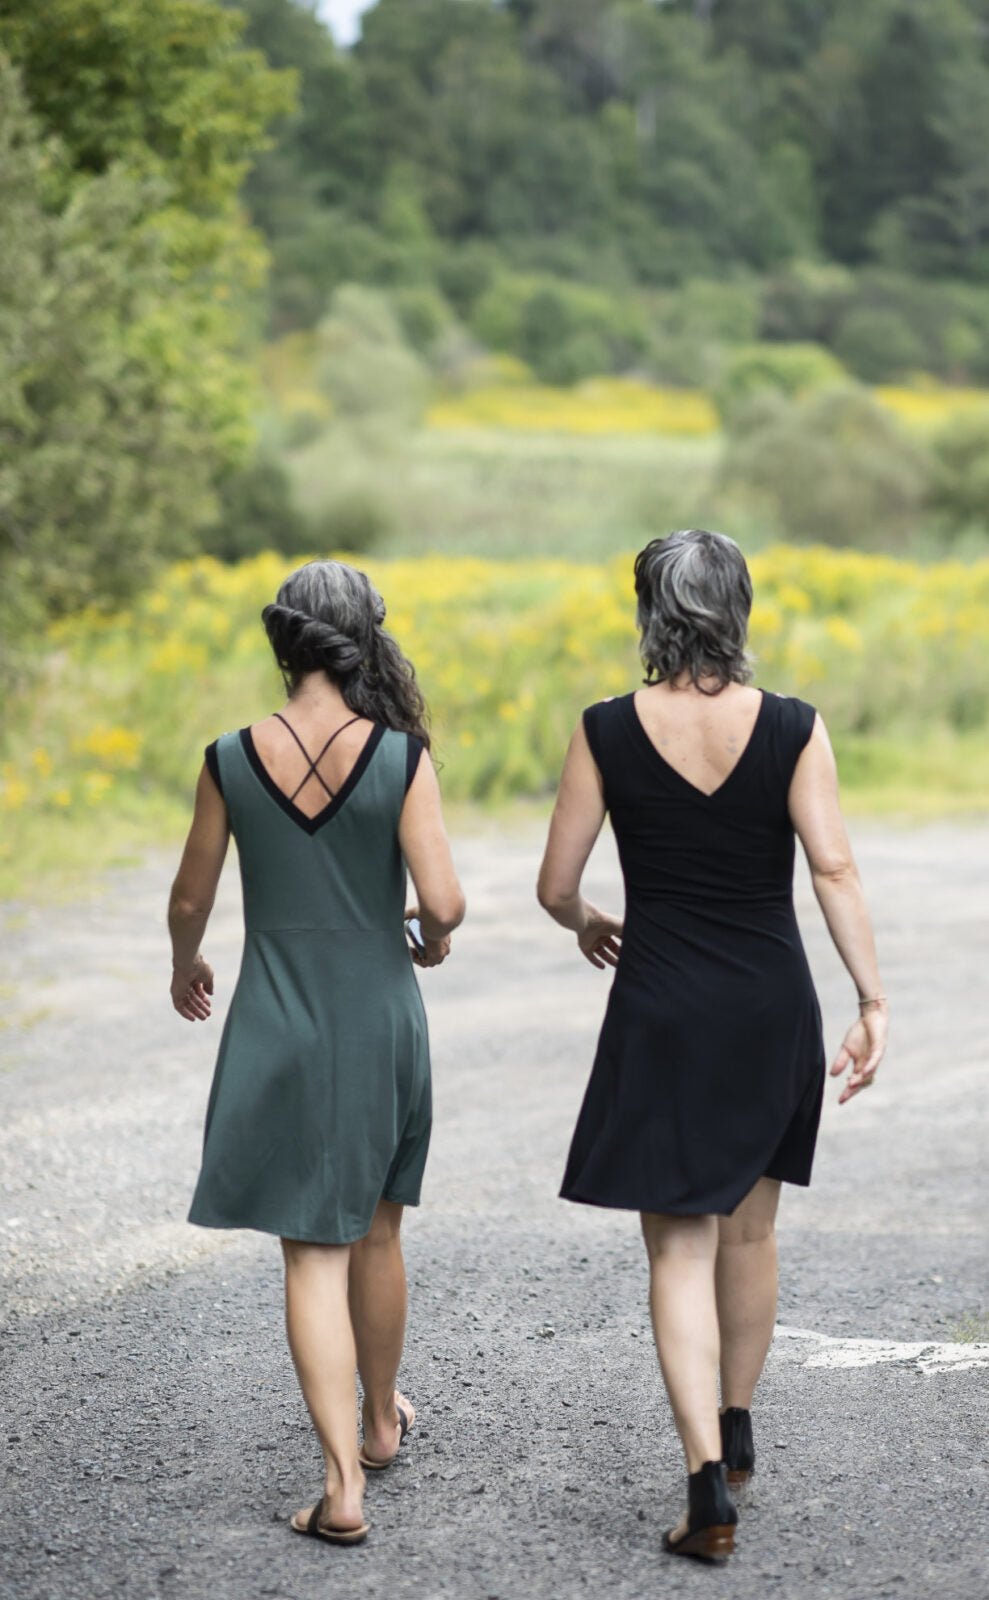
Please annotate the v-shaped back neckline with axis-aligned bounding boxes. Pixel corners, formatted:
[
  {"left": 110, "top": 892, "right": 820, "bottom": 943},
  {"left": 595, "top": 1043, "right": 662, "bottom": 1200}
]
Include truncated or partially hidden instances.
[
  {"left": 627, "top": 689, "right": 767, "bottom": 800},
  {"left": 240, "top": 722, "right": 384, "bottom": 835},
  {"left": 272, "top": 711, "right": 361, "bottom": 804}
]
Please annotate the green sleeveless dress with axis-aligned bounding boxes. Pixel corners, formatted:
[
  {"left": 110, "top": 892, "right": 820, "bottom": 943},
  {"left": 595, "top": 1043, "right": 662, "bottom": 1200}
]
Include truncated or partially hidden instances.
[{"left": 187, "top": 723, "right": 430, "bottom": 1244}]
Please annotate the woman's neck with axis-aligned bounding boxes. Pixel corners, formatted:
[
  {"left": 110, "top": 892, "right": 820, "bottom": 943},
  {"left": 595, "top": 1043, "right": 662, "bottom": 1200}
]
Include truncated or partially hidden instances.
[{"left": 285, "top": 671, "right": 351, "bottom": 718}]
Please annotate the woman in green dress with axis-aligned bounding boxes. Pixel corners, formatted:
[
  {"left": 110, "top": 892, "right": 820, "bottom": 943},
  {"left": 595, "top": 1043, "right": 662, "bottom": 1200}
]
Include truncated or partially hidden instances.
[{"left": 168, "top": 559, "right": 465, "bottom": 1546}]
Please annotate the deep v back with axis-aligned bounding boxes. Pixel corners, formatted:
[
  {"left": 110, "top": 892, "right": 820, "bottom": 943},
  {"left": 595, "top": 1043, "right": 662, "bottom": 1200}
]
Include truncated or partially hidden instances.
[
  {"left": 631, "top": 686, "right": 766, "bottom": 799},
  {"left": 271, "top": 711, "right": 361, "bottom": 805}
]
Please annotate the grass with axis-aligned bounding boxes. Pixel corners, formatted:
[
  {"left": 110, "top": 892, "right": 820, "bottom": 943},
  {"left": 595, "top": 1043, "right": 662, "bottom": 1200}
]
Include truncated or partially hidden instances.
[
  {"left": 286, "top": 425, "right": 722, "bottom": 561},
  {"left": 0, "top": 790, "right": 189, "bottom": 904},
  {"left": 949, "top": 1312, "right": 989, "bottom": 1344}
]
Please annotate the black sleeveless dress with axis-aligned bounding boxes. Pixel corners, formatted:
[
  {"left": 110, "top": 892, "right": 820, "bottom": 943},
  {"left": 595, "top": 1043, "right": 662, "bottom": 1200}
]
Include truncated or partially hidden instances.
[{"left": 560, "top": 690, "right": 825, "bottom": 1217}]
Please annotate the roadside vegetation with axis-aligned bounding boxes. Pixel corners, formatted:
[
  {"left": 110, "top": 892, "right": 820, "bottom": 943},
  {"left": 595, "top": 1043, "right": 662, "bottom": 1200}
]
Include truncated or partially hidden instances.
[
  {"left": 4, "top": 543, "right": 989, "bottom": 898},
  {"left": 4, "top": 0, "right": 989, "bottom": 897}
]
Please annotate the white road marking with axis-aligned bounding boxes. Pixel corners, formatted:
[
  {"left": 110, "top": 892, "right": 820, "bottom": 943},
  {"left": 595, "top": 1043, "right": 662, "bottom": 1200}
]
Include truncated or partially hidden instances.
[{"left": 775, "top": 1324, "right": 989, "bottom": 1374}]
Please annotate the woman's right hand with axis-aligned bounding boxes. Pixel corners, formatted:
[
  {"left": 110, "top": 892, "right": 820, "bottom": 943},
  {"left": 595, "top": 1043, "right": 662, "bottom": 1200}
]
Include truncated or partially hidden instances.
[
  {"left": 830, "top": 1005, "right": 888, "bottom": 1104},
  {"left": 413, "top": 934, "right": 451, "bottom": 968}
]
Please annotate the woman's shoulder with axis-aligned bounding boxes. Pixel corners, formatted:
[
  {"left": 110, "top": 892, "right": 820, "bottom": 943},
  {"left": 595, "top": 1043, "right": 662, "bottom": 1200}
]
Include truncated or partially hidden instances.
[
  {"left": 759, "top": 691, "right": 818, "bottom": 754},
  {"left": 583, "top": 691, "right": 635, "bottom": 723},
  {"left": 761, "top": 689, "right": 817, "bottom": 719},
  {"left": 582, "top": 693, "right": 636, "bottom": 769},
  {"left": 203, "top": 729, "right": 245, "bottom": 798}
]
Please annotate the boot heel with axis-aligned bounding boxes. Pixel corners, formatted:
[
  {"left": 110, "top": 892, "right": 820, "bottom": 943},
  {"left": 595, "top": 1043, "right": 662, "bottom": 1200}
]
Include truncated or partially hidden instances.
[
  {"left": 725, "top": 1467, "right": 752, "bottom": 1488},
  {"left": 663, "top": 1460, "right": 738, "bottom": 1562},
  {"left": 677, "top": 1523, "right": 736, "bottom": 1559}
]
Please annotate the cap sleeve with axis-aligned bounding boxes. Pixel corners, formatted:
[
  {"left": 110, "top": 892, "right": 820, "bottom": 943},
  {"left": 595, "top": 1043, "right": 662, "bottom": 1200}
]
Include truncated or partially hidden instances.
[
  {"left": 204, "top": 739, "right": 223, "bottom": 798},
  {"left": 405, "top": 733, "right": 425, "bottom": 794},
  {"left": 764, "top": 694, "right": 817, "bottom": 791}
]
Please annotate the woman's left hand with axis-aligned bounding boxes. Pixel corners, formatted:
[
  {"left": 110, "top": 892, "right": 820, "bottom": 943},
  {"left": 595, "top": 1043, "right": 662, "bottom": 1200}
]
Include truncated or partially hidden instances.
[
  {"left": 578, "top": 912, "right": 623, "bottom": 969},
  {"left": 830, "top": 1006, "right": 887, "bottom": 1103},
  {"left": 171, "top": 955, "right": 215, "bottom": 1021}
]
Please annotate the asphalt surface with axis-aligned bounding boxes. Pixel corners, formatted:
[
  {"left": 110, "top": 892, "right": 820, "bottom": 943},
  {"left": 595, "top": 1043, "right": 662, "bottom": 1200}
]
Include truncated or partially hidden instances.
[{"left": 1, "top": 819, "right": 988, "bottom": 1600}]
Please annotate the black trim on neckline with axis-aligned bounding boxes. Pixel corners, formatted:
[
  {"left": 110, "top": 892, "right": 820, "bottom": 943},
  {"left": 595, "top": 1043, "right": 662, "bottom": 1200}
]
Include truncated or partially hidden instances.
[{"left": 239, "top": 723, "right": 385, "bottom": 835}]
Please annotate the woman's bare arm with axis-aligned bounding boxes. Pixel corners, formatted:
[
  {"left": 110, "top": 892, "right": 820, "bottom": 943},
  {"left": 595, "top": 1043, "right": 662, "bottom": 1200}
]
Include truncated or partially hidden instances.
[
  {"left": 398, "top": 751, "right": 465, "bottom": 965},
  {"left": 168, "top": 764, "right": 230, "bottom": 1020},
  {"left": 788, "top": 715, "right": 888, "bottom": 1102},
  {"left": 537, "top": 719, "right": 623, "bottom": 969}
]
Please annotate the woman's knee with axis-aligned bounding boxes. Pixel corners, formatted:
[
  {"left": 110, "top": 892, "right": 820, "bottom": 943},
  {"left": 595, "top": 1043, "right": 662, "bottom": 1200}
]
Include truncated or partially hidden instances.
[
  {"left": 719, "top": 1177, "right": 781, "bottom": 1247},
  {"left": 718, "top": 1214, "right": 776, "bottom": 1248},
  {"left": 356, "top": 1199, "right": 404, "bottom": 1251}
]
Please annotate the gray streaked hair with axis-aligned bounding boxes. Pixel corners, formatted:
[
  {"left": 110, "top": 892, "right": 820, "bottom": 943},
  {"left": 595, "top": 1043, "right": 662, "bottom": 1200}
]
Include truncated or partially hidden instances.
[{"left": 633, "top": 529, "right": 753, "bottom": 692}]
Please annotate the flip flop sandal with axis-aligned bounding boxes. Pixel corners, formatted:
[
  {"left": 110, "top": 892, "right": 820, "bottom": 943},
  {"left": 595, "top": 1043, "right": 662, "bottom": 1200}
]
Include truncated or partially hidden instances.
[
  {"left": 358, "top": 1401, "right": 411, "bottom": 1471},
  {"left": 291, "top": 1496, "right": 369, "bottom": 1546}
]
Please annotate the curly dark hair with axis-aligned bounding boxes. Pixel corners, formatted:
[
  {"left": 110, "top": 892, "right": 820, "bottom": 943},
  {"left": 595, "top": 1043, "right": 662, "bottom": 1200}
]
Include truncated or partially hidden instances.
[
  {"left": 262, "top": 560, "right": 430, "bottom": 748},
  {"left": 633, "top": 529, "right": 753, "bottom": 694}
]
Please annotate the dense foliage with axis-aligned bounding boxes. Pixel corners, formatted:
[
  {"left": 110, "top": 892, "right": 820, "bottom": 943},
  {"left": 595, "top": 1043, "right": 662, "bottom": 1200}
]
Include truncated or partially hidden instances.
[
  {"left": 0, "top": 2, "right": 293, "bottom": 645},
  {"left": 237, "top": 0, "right": 989, "bottom": 385}
]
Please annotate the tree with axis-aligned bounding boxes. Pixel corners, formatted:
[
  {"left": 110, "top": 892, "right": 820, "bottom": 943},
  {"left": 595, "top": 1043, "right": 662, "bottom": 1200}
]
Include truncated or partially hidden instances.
[
  {"left": 0, "top": 6, "right": 292, "bottom": 638},
  {"left": 0, "top": 0, "right": 291, "bottom": 211},
  {"left": 0, "top": 61, "right": 221, "bottom": 631}
]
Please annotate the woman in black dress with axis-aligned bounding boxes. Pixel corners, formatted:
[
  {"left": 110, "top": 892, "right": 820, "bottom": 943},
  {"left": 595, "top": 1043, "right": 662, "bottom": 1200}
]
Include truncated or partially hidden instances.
[{"left": 537, "top": 529, "right": 888, "bottom": 1560}]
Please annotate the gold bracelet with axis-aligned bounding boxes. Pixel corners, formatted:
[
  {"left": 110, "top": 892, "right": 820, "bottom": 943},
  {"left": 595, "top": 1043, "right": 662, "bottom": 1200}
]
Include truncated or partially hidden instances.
[{"left": 858, "top": 995, "right": 888, "bottom": 1012}]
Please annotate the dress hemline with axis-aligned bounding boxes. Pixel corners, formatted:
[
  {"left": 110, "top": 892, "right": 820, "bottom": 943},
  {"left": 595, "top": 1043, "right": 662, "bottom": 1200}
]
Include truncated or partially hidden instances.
[
  {"left": 559, "top": 1166, "right": 811, "bottom": 1221},
  {"left": 187, "top": 1190, "right": 422, "bottom": 1246}
]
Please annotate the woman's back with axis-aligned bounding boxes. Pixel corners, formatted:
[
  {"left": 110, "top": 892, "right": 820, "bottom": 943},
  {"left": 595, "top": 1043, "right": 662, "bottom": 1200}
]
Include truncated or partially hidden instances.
[
  {"left": 584, "top": 688, "right": 815, "bottom": 919},
  {"left": 209, "top": 720, "right": 418, "bottom": 932},
  {"left": 632, "top": 681, "right": 764, "bottom": 798}
]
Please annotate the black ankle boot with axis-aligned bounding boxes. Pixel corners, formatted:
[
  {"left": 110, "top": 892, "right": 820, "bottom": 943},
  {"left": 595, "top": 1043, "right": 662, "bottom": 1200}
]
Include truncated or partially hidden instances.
[
  {"left": 720, "top": 1406, "right": 755, "bottom": 1486},
  {"left": 662, "top": 1460, "right": 738, "bottom": 1560}
]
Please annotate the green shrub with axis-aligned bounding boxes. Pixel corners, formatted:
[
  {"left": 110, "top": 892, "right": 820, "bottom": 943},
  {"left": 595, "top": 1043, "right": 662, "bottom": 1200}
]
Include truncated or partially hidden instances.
[
  {"left": 267, "top": 216, "right": 395, "bottom": 336},
  {"left": 281, "top": 406, "right": 328, "bottom": 449},
  {"left": 759, "top": 260, "right": 855, "bottom": 344},
  {"left": 316, "top": 285, "right": 429, "bottom": 424},
  {"left": 310, "top": 485, "right": 395, "bottom": 554},
  {"left": 204, "top": 451, "right": 307, "bottom": 561},
  {"left": 928, "top": 410, "right": 989, "bottom": 533},
  {"left": 435, "top": 241, "right": 500, "bottom": 319},
  {"left": 833, "top": 307, "right": 927, "bottom": 382},
  {"left": 717, "top": 385, "right": 928, "bottom": 547},
  {"left": 662, "top": 279, "right": 761, "bottom": 345},
  {"left": 713, "top": 342, "right": 848, "bottom": 425},
  {"left": 391, "top": 285, "right": 454, "bottom": 355},
  {"left": 470, "top": 271, "right": 647, "bottom": 384}
]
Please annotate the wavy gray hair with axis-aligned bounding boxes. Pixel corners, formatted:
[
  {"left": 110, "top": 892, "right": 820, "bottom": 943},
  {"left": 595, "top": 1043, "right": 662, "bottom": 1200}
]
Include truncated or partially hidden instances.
[{"left": 633, "top": 529, "right": 753, "bottom": 692}]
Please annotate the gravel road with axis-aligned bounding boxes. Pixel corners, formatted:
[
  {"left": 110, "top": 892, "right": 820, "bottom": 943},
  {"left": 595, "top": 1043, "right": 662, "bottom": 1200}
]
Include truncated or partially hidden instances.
[{"left": 1, "top": 819, "right": 987, "bottom": 1600}]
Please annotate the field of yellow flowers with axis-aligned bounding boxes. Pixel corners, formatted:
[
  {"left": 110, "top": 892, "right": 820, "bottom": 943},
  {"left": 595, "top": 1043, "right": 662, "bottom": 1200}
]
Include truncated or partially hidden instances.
[
  {"left": 427, "top": 377, "right": 989, "bottom": 436},
  {"left": 2, "top": 544, "right": 988, "bottom": 895}
]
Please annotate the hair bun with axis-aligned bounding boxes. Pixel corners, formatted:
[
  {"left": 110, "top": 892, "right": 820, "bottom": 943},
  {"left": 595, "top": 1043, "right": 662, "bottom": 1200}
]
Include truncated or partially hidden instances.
[{"left": 262, "top": 602, "right": 364, "bottom": 677}]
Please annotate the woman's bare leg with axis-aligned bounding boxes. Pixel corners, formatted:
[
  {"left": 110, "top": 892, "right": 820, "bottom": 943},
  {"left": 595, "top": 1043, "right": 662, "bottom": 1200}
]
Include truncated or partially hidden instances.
[
  {"left": 281, "top": 1239, "right": 365, "bottom": 1533},
  {"left": 348, "top": 1199, "right": 413, "bottom": 1463},
  {"left": 716, "top": 1177, "right": 781, "bottom": 1409},
  {"left": 641, "top": 1212, "right": 723, "bottom": 1474}
]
